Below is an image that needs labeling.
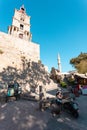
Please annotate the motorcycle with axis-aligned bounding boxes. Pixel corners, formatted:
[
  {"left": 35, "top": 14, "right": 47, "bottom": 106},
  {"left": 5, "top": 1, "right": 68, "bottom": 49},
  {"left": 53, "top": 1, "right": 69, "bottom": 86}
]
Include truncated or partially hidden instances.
[
  {"left": 62, "top": 99, "right": 79, "bottom": 118},
  {"left": 50, "top": 98, "right": 79, "bottom": 118}
]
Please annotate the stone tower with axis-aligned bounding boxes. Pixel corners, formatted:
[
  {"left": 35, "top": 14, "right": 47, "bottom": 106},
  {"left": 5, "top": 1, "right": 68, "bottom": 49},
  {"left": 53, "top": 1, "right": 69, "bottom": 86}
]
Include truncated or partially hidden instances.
[
  {"left": 57, "top": 53, "right": 62, "bottom": 73},
  {"left": 8, "top": 5, "right": 32, "bottom": 41}
]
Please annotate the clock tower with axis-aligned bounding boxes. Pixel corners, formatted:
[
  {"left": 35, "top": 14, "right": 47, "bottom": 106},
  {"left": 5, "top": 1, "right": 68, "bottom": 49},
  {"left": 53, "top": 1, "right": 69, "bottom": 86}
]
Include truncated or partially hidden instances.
[{"left": 8, "top": 5, "right": 32, "bottom": 41}]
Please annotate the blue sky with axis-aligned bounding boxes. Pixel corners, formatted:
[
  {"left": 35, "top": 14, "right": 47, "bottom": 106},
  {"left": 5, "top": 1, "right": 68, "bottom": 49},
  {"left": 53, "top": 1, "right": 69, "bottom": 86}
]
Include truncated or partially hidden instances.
[{"left": 0, "top": 0, "right": 87, "bottom": 72}]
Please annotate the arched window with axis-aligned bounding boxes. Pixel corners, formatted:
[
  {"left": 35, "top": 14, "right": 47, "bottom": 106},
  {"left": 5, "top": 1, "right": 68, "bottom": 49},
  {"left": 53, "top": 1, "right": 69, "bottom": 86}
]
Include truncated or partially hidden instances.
[
  {"left": 19, "top": 33, "right": 23, "bottom": 39},
  {"left": 14, "top": 27, "right": 16, "bottom": 31},
  {"left": 20, "top": 24, "right": 24, "bottom": 30}
]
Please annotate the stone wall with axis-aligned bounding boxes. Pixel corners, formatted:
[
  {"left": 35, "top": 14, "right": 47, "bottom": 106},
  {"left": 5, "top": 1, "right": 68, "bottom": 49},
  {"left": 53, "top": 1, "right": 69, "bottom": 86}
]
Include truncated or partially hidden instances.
[{"left": 0, "top": 31, "right": 40, "bottom": 71}]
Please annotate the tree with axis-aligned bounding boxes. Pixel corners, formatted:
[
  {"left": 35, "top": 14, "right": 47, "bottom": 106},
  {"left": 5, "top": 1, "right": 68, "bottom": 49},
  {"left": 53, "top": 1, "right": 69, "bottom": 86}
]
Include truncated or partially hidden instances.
[{"left": 70, "top": 52, "right": 87, "bottom": 73}]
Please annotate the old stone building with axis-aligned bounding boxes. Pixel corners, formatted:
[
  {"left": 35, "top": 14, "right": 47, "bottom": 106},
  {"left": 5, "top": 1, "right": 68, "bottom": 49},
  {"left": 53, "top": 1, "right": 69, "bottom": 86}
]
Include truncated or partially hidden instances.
[
  {"left": 0, "top": 5, "right": 40, "bottom": 71},
  {"left": 8, "top": 5, "right": 32, "bottom": 41},
  {"left": 0, "top": 5, "right": 58, "bottom": 97}
]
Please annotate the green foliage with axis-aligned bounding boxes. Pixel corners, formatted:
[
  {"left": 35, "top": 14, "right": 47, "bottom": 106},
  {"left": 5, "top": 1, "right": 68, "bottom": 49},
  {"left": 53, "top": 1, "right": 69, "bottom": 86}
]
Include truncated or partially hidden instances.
[
  {"left": 38, "top": 60, "right": 42, "bottom": 64},
  {"left": 67, "top": 78, "right": 75, "bottom": 86},
  {"left": 70, "top": 52, "right": 87, "bottom": 73},
  {"left": 60, "top": 81, "right": 67, "bottom": 88}
]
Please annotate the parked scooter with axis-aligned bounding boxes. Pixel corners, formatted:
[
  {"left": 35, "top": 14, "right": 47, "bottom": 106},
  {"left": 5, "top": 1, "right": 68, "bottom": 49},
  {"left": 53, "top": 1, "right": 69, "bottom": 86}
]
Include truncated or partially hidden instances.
[
  {"left": 50, "top": 91, "right": 79, "bottom": 118},
  {"left": 62, "top": 99, "right": 79, "bottom": 118},
  {"left": 5, "top": 82, "right": 22, "bottom": 102}
]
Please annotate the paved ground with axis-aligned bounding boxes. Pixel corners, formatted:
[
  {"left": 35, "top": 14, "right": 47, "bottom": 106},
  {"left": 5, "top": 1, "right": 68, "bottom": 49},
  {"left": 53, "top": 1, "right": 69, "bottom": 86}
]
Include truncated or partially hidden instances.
[{"left": 0, "top": 95, "right": 87, "bottom": 130}]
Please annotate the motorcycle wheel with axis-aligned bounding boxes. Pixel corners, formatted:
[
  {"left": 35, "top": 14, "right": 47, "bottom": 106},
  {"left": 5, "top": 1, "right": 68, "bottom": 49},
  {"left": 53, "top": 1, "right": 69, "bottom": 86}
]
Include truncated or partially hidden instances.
[
  {"left": 73, "top": 111, "right": 79, "bottom": 118},
  {"left": 16, "top": 94, "right": 21, "bottom": 100},
  {"left": 5, "top": 96, "right": 8, "bottom": 102},
  {"left": 51, "top": 103, "right": 61, "bottom": 115}
]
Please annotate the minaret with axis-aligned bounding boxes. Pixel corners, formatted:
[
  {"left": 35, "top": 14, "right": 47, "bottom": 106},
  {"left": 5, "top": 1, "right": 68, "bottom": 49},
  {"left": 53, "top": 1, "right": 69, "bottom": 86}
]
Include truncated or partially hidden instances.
[
  {"left": 57, "top": 53, "right": 62, "bottom": 73},
  {"left": 8, "top": 5, "right": 32, "bottom": 41}
]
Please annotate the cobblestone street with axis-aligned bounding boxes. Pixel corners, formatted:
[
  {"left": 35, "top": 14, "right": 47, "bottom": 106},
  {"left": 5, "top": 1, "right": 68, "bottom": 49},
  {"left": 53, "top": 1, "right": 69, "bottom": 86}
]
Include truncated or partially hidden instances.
[{"left": 0, "top": 95, "right": 87, "bottom": 130}]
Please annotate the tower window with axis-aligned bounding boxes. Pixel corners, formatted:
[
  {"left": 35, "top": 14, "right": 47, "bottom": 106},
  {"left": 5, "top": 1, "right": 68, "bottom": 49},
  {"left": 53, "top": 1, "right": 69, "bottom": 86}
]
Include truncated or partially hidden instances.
[
  {"left": 20, "top": 17, "right": 24, "bottom": 21},
  {"left": 20, "top": 24, "right": 24, "bottom": 30},
  {"left": 27, "top": 32, "right": 29, "bottom": 35},
  {"left": 19, "top": 33, "right": 23, "bottom": 39},
  {"left": 14, "top": 27, "right": 16, "bottom": 31}
]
